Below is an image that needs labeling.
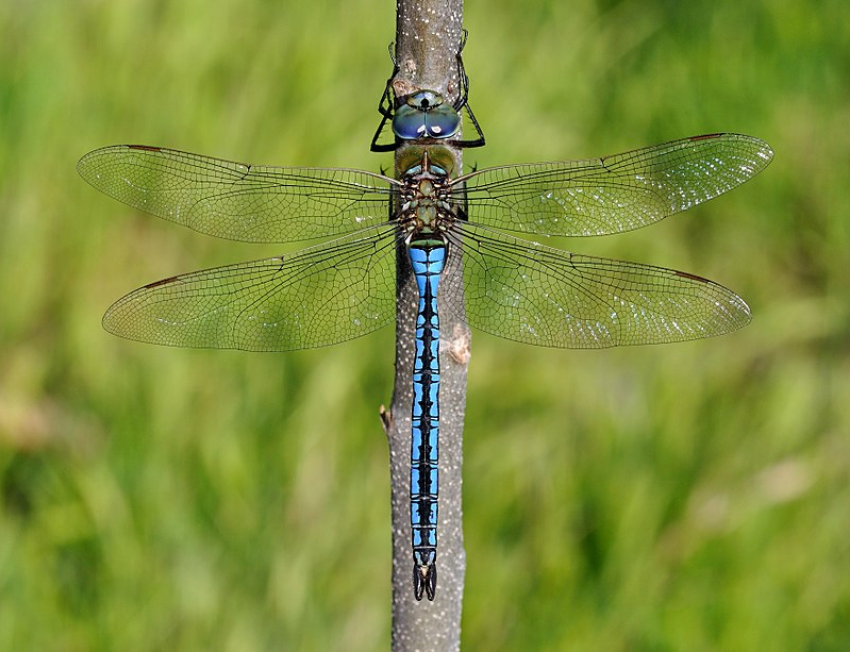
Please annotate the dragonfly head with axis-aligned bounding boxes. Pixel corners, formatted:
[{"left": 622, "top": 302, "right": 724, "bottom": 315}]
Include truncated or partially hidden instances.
[{"left": 393, "top": 91, "right": 462, "bottom": 141}]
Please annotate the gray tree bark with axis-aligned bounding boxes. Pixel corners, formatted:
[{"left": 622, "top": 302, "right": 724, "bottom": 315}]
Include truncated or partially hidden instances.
[{"left": 379, "top": 0, "right": 470, "bottom": 650}]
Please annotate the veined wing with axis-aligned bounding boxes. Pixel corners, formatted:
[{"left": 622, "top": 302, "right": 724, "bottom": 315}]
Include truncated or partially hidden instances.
[
  {"left": 78, "top": 145, "right": 399, "bottom": 243},
  {"left": 102, "top": 226, "right": 399, "bottom": 351},
  {"left": 454, "top": 133, "right": 773, "bottom": 237},
  {"left": 443, "top": 223, "right": 750, "bottom": 348}
]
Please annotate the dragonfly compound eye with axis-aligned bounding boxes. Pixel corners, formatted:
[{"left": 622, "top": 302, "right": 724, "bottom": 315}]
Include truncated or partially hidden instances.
[{"left": 393, "top": 91, "right": 462, "bottom": 141}]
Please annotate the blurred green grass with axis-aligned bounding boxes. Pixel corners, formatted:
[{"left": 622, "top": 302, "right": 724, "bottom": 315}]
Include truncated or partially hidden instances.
[{"left": 1, "top": 0, "right": 848, "bottom": 649}]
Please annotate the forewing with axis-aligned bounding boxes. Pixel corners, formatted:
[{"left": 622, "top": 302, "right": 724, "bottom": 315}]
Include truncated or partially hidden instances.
[
  {"left": 456, "top": 133, "right": 773, "bottom": 236},
  {"left": 78, "top": 145, "right": 396, "bottom": 243},
  {"left": 103, "top": 227, "right": 399, "bottom": 351},
  {"left": 444, "top": 224, "right": 750, "bottom": 348}
]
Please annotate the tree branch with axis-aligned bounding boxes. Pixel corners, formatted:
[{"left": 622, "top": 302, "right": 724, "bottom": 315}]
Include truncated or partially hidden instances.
[{"left": 380, "top": 0, "right": 470, "bottom": 649}]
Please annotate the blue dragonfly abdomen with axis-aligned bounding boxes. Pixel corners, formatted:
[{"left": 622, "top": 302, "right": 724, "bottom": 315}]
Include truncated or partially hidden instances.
[{"left": 409, "top": 242, "right": 446, "bottom": 601}]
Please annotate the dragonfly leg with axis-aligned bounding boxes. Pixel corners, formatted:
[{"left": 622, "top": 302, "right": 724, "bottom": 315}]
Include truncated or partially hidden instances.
[
  {"left": 370, "top": 43, "right": 402, "bottom": 152},
  {"left": 452, "top": 31, "right": 485, "bottom": 148}
]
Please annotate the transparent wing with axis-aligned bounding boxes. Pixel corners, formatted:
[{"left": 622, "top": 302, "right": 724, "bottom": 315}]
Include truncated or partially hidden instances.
[
  {"left": 455, "top": 133, "right": 773, "bottom": 236},
  {"left": 443, "top": 223, "right": 750, "bottom": 348},
  {"left": 78, "top": 145, "right": 398, "bottom": 243},
  {"left": 102, "top": 226, "right": 399, "bottom": 351}
]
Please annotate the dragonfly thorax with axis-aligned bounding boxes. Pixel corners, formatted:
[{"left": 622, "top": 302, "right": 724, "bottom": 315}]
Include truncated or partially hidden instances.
[{"left": 398, "top": 152, "right": 456, "bottom": 236}]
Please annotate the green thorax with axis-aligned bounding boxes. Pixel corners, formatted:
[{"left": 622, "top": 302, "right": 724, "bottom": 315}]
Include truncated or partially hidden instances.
[{"left": 396, "top": 146, "right": 459, "bottom": 245}]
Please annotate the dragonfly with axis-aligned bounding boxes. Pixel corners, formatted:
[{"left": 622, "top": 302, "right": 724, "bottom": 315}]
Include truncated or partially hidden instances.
[{"left": 79, "top": 120, "right": 772, "bottom": 601}]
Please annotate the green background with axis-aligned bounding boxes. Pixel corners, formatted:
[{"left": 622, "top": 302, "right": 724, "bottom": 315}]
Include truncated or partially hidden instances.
[{"left": 1, "top": 0, "right": 848, "bottom": 649}]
